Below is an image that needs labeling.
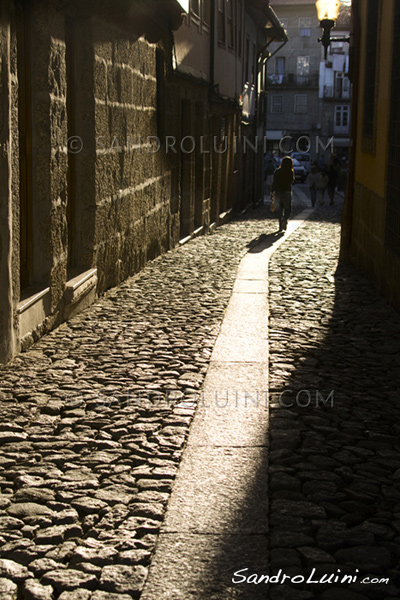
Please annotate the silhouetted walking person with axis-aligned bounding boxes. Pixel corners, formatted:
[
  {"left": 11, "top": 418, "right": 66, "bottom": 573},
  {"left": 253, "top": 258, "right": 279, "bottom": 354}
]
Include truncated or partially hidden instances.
[
  {"left": 327, "top": 153, "right": 341, "bottom": 205},
  {"left": 271, "top": 156, "right": 295, "bottom": 232},
  {"left": 307, "top": 164, "right": 319, "bottom": 207},
  {"left": 317, "top": 169, "right": 329, "bottom": 205}
]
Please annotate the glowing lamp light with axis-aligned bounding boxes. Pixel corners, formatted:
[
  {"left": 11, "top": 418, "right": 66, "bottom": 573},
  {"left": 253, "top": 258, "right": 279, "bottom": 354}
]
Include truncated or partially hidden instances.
[
  {"left": 316, "top": 0, "right": 341, "bottom": 59},
  {"left": 316, "top": 0, "right": 341, "bottom": 21}
]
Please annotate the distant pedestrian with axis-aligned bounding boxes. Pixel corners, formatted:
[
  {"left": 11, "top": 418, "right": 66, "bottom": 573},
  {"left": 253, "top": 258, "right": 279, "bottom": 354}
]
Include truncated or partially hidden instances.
[
  {"left": 327, "top": 154, "right": 341, "bottom": 205},
  {"left": 316, "top": 170, "right": 329, "bottom": 205},
  {"left": 265, "top": 158, "right": 275, "bottom": 195},
  {"left": 306, "top": 164, "right": 319, "bottom": 207},
  {"left": 271, "top": 156, "right": 295, "bottom": 232}
]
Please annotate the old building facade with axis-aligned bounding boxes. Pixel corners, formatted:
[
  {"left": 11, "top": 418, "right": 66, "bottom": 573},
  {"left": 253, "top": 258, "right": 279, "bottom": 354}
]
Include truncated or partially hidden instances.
[
  {"left": 0, "top": 0, "right": 285, "bottom": 363},
  {"left": 318, "top": 5, "right": 351, "bottom": 161},
  {"left": 0, "top": 0, "right": 186, "bottom": 364},
  {"left": 171, "top": 0, "right": 286, "bottom": 222},
  {"left": 266, "top": 0, "right": 351, "bottom": 162},
  {"left": 266, "top": 0, "right": 321, "bottom": 156}
]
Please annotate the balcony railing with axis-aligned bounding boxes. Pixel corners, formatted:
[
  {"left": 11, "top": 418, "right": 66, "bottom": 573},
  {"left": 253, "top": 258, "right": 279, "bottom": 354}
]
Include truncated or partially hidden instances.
[
  {"left": 323, "top": 85, "right": 352, "bottom": 100},
  {"left": 267, "top": 73, "right": 318, "bottom": 88}
]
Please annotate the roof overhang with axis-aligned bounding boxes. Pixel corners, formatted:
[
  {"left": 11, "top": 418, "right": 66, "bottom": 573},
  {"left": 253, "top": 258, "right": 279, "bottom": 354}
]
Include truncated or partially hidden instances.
[
  {"left": 60, "top": 0, "right": 188, "bottom": 42},
  {"left": 265, "top": 6, "right": 288, "bottom": 44},
  {"left": 245, "top": 1, "right": 288, "bottom": 45}
]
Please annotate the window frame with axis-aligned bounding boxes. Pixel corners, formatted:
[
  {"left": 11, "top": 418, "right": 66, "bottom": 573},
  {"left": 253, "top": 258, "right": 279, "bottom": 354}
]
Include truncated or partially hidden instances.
[
  {"left": 203, "top": 0, "right": 211, "bottom": 29},
  {"left": 299, "top": 17, "right": 312, "bottom": 37},
  {"left": 191, "top": 0, "right": 200, "bottom": 16},
  {"left": 217, "top": 0, "right": 226, "bottom": 45},
  {"left": 227, "top": 0, "right": 234, "bottom": 49},
  {"left": 236, "top": 0, "right": 243, "bottom": 57},
  {"left": 271, "top": 94, "right": 283, "bottom": 113},
  {"left": 297, "top": 56, "right": 310, "bottom": 77},
  {"left": 334, "top": 104, "right": 350, "bottom": 132},
  {"left": 275, "top": 56, "right": 285, "bottom": 76}
]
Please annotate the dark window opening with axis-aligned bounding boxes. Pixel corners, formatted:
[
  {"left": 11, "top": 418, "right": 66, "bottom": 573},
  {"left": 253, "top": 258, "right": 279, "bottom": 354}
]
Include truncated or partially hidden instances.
[
  {"left": 218, "top": 0, "right": 226, "bottom": 44},
  {"left": 276, "top": 56, "right": 285, "bottom": 76},
  {"left": 192, "top": 0, "right": 200, "bottom": 16},
  {"left": 252, "top": 42, "right": 256, "bottom": 85},
  {"left": 363, "top": 0, "right": 381, "bottom": 137},
  {"left": 237, "top": 1, "right": 242, "bottom": 57},
  {"left": 227, "top": 0, "right": 234, "bottom": 48},
  {"left": 203, "top": 0, "right": 211, "bottom": 25}
]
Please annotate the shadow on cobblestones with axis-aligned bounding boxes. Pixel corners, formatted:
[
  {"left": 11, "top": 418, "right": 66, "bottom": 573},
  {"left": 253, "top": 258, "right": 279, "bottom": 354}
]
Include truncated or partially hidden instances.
[
  {"left": 247, "top": 231, "right": 285, "bottom": 252},
  {"left": 266, "top": 201, "right": 400, "bottom": 600}
]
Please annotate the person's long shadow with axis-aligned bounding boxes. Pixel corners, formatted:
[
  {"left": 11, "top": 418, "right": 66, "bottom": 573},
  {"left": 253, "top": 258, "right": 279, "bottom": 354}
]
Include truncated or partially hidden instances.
[
  {"left": 247, "top": 231, "right": 284, "bottom": 253},
  {"left": 187, "top": 203, "right": 400, "bottom": 599}
]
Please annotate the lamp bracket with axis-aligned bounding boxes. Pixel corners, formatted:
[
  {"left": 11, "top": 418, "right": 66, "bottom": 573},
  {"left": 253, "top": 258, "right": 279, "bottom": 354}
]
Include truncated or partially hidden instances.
[{"left": 329, "top": 35, "right": 350, "bottom": 43}]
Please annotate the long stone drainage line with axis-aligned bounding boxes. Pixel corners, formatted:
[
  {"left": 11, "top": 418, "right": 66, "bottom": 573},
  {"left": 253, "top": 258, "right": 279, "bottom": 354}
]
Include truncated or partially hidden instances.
[{"left": 141, "top": 205, "right": 316, "bottom": 600}]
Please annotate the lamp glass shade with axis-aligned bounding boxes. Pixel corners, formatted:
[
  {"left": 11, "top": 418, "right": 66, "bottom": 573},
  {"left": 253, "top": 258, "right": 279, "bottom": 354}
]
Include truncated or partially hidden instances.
[{"left": 315, "top": 0, "right": 341, "bottom": 22}]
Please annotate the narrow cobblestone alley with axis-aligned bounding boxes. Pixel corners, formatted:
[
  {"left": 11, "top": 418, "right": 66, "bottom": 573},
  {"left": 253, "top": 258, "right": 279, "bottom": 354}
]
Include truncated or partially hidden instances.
[
  {"left": 0, "top": 190, "right": 305, "bottom": 599},
  {"left": 1, "top": 188, "right": 400, "bottom": 600}
]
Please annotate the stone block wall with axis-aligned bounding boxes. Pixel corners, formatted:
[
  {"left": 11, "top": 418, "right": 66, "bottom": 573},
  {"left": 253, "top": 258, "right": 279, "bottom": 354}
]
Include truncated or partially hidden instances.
[
  {"left": 0, "top": 0, "right": 183, "bottom": 362},
  {"left": 89, "top": 19, "right": 173, "bottom": 291},
  {"left": 0, "top": 1, "right": 16, "bottom": 363},
  {"left": 9, "top": 10, "right": 20, "bottom": 327},
  {"left": 0, "top": 0, "right": 245, "bottom": 363}
]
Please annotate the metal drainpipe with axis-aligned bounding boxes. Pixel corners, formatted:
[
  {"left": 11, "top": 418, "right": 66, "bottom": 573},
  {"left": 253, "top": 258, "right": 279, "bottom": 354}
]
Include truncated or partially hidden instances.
[
  {"left": 254, "top": 45, "right": 268, "bottom": 205},
  {"left": 253, "top": 50, "right": 261, "bottom": 206},
  {"left": 210, "top": 0, "right": 215, "bottom": 91},
  {"left": 255, "top": 37, "right": 288, "bottom": 204}
]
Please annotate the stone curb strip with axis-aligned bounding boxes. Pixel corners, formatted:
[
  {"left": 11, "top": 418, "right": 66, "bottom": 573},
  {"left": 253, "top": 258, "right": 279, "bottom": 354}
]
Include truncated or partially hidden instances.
[{"left": 141, "top": 206, "right": 316, "bottom": 600}]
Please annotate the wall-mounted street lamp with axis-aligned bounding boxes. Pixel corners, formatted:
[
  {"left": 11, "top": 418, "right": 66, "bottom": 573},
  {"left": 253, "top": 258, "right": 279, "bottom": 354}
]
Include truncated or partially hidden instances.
[{"left": 316, "top": 0, "right": 349, "bottom": 59}]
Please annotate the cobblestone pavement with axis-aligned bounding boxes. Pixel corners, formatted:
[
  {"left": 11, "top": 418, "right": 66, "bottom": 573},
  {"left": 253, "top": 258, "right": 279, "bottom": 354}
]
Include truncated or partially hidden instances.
[
  {"left": 0, "top": 189, "right": 308, "bottom": 600},
  {"left": 268, "top": 200, "right": 400, "bottom": 600},
  {"left": 2, "top": 186, "right": 399, "bottom": 600}
]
